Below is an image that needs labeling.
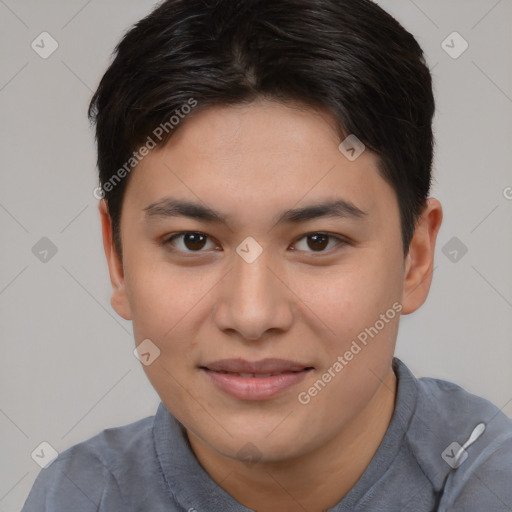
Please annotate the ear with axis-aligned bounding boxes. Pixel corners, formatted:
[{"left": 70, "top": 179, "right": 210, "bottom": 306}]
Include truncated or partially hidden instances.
[
  {"left": 98, "top": 199, "right": 132, "bottom": 320},
  {"left": 401, "top": 197, "right": 443, "bottom": 315}
]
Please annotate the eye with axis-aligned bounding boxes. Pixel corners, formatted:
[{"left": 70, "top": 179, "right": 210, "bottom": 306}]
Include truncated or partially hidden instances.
[
  {"left": 162, "top": 231, "right": 349, "bottom": 255},
  {"left": 162, "top": 231, "right": 219, "bottom": 253},
  {"left": 291, "top": 232, "right": 348, "bottom": 253}
]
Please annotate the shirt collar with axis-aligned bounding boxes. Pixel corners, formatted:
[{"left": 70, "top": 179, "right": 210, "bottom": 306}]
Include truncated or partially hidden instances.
[{"left": 152, "top": 357, "right": 419, "bottom": 511}]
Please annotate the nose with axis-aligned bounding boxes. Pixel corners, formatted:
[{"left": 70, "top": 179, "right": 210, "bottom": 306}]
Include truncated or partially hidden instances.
[{"left": 212, "top": 246, "right": 294, "bottom": 341}]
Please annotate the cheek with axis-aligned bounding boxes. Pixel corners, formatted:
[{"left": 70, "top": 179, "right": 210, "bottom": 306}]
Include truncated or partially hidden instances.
[
  {"left": 290, "top": 253, "right": 402, "bottom": 353},
  {"left": 126, "top": 263, "right": 206, "bottom": 410},
  {"left": 124, "top": 258, "right": 206, "bottom": 344}
]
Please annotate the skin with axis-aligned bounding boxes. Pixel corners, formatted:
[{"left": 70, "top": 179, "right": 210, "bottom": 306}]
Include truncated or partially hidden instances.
[{"left": 99, "top": 98, "right": 443, "bottom": 511}]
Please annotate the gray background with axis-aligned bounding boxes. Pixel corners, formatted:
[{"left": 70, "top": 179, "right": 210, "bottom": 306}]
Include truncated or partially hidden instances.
[{"left": 1, "top": 0, "right": 511, "bottom": 510}]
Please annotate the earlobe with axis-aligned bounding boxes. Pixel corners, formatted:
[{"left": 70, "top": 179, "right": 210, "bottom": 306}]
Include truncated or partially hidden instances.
[
  {"left": 98, "top": 200, "right": 132, "bottom": 320},
  {"left": 401, "top": 198, "right": 443, "bottom": 315}
]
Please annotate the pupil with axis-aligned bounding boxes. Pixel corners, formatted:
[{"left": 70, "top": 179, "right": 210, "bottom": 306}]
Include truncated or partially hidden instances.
[
  {"left": 185, "top": 232, "right": 206, "bottom": 251},
  {"left": 308, "top": 234, "right": 328, "bottom": 251},
  {"left": 181, "top": 233, "right": 329, "bottom": 252}
]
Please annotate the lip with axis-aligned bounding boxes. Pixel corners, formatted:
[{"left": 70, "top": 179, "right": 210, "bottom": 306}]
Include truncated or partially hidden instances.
[{"left": 200, "top": 358, "right": 314, "bottom": 401}]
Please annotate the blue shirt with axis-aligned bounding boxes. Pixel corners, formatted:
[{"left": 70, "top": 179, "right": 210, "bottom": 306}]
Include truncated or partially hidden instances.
[{"left": 21, "top": 358, "right": 512, "bottom": 511}]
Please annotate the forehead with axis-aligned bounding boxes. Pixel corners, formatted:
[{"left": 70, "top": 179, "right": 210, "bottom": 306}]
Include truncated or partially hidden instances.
[
  {"left": 123, "top": 99, "right": 398, "bottom": 229},
  {"left": 166, "top": 99, "right": 346, "bottom": 167}
]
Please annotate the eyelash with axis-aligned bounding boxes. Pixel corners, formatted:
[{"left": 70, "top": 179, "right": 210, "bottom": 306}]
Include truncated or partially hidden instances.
[{"left": 161, "top": 231, "right": 349, "bottom": 255}]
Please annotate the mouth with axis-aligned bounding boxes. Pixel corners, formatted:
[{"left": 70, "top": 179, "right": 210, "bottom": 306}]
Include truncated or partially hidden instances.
[
  {"left": 205, "top": 370, "right": 306, "bottom": 378},
  {"left": 199, "top": 358, "right": 314, "bottom": 401}
]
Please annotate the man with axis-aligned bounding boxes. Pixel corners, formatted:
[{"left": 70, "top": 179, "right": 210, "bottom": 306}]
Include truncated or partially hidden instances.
[{"left": 22, "top": 0, "right": 512, "bottom": 510}]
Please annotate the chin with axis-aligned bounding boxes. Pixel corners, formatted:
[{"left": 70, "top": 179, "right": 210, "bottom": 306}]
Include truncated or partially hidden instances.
[{"left": 211, "top": 429, "right": 308, "bottom": 464}]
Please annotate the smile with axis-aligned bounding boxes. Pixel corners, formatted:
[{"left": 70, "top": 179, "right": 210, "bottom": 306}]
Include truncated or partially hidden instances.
[{"left": 200, "top": 359, "right": 314, "bottom": 401}]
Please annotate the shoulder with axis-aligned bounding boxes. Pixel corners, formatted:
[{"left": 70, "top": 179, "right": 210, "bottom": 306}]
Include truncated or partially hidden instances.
[
  {"left": 21, "top": 414, "right": 157, "bottom": 512},
  {"left": 415, "top": 372, "right": 512, "bottom": 441},
  {"left": 439, "top": 433, "right": 512, "bottom": 511},
  {"left": 396, "top": 361, "right": 512, "bottom": 511}
]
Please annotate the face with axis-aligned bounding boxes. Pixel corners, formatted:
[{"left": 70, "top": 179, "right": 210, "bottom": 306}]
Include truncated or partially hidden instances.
[{"left": 100, "top": 98, "right": 440, "bottom": 463}]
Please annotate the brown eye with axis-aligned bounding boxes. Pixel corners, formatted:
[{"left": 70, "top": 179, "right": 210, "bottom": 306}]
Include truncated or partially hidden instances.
[
  {"left": 292, "top": 232, "right": 346, "bottom": 253},
  {"left": 306, "top": 233, "right": 329, "bottom": 251},
  {"left": 164, "top": 232, "right": 216, "bottom": 252}
]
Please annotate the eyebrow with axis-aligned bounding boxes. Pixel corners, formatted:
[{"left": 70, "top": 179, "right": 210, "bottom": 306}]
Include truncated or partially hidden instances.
[{"left": 143, "top": 197, "right": 368, "bottom": 226}]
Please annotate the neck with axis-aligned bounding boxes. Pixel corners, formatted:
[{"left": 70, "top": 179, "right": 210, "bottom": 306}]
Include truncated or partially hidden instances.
[{"left": 187, "top": 367, "right": 397, "bottom": 512}]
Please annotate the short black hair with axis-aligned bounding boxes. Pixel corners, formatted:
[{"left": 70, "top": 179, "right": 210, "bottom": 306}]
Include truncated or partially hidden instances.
[{"left": 88, "top": 0, "right": 435, "bottom": 258}]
